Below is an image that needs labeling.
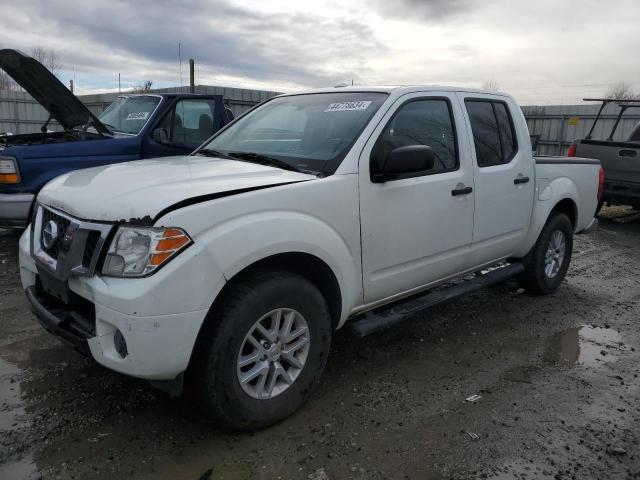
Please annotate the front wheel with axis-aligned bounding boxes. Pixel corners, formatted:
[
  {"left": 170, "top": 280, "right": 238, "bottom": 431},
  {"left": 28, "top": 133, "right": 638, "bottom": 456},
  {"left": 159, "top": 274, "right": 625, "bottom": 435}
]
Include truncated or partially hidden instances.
[
  {"left": 190, "top": 270, "right": 332, "bottom": 431},
  {"left": 519, "top": 212, "right": 573, "bottom": 295}
]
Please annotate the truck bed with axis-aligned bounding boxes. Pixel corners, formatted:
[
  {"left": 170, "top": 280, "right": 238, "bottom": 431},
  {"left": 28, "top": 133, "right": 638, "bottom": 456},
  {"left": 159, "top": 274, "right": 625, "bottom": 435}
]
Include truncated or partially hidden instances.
[
  {"left": 529, "top": 155, "right": 601, "bottom": 237},
  {"left": 534, "top": 155, "right": 601, "bottom": 165},
  {"left": 575, "top": 139, "right": 640, "bottom": 206}
]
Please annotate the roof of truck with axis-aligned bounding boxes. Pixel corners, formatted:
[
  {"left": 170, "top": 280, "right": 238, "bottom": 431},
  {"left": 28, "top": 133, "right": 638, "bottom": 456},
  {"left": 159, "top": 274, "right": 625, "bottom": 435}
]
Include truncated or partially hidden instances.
[{"left": 280, "top": 85, "right": 509, "bottom": 96}]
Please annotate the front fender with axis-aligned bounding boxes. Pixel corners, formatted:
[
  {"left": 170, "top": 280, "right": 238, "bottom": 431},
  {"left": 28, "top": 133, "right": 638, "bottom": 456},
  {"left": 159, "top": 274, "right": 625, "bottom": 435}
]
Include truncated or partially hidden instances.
[
  {"left": 193, "top": 210, "right": 361, "bottom": 326},
  {"left": 514, "top": 176, "right": 579, "bottom": 258}
]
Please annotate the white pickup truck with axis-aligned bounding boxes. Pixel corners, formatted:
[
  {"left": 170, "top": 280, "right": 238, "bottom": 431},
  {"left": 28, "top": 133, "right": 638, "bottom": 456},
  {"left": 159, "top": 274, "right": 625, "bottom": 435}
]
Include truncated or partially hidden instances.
[{"left": 18, "top": 86, "right": 601, "bottom": 430}]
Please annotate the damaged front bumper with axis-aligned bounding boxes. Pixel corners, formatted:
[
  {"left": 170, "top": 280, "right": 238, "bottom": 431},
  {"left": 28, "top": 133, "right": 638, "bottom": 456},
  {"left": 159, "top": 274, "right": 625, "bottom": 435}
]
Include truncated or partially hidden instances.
[
  {"left": 19, "top": 225, "right": 218, "bottom": 381},
  {"left": 26, "top": 285, "right": 93, "bottom": 356}
]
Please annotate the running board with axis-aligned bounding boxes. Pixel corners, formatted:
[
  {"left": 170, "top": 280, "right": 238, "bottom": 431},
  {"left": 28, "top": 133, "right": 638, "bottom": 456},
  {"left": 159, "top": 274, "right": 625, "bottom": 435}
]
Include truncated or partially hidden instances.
[{"left": 350, "top": 263, "right": 524, "bottom": 338}]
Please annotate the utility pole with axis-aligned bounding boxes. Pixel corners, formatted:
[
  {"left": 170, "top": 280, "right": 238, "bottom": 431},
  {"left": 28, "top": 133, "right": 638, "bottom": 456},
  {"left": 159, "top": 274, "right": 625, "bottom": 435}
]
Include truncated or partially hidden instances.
[
  {"left": 118, "top": 73, "right": 121, "bottom": 94},
  {"left": 178, "top": 42, "right": 183, "bottom": 92},
  {"left": 189, "top": 59, "right": 195, "bottom": 94}
]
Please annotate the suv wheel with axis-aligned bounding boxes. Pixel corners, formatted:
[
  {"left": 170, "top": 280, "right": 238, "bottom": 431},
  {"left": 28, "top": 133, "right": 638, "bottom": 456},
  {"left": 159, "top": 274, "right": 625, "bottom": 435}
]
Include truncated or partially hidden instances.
[{"left": 190, "top": 269, "right": 332, "bottom": 431}]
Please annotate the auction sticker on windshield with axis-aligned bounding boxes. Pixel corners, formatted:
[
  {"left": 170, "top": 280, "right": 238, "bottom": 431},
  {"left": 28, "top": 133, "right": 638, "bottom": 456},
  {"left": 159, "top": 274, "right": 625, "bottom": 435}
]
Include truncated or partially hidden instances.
[
  {"left": 324, "top": 101, "right": 372, "bottom": 112},
  {"left": 126, "top": 112, "right": 150, "bottom": 121}
]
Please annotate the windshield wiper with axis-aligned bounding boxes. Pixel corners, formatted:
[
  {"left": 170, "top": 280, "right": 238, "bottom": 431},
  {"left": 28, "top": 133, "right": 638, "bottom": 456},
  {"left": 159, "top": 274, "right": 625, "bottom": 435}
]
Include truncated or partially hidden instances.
[
  {"left": 197, "top": 148, "right": 233, "bottom": 159},
  {"left": 226, "top": 151, "right": 302, "bottom": 173}
]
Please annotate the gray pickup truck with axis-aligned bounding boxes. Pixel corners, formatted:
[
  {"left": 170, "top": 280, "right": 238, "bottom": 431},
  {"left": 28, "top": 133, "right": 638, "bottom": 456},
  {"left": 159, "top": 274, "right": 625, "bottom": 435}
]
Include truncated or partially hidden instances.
[{"left": 571, "top": 98, "right": 640, "bottom": 212}]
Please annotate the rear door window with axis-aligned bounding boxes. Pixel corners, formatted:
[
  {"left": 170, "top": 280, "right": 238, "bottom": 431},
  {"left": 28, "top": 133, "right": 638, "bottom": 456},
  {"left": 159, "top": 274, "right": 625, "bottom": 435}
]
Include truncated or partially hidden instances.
[
  {"left": 465, "top": 100, "right": 518, "bottom": 167},
  {"left": 494, "top": 102, "right": 517, "bottom": 160}
]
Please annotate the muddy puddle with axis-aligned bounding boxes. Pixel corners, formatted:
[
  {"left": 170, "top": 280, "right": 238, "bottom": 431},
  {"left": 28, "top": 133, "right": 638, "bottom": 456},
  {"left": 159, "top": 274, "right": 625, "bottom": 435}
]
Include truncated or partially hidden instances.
[
  {"left": 545, "top": 325, "right": 624, "bottom": 367},
  {"left": 0, "top": 455, "right": 39, "bottom": 480}
]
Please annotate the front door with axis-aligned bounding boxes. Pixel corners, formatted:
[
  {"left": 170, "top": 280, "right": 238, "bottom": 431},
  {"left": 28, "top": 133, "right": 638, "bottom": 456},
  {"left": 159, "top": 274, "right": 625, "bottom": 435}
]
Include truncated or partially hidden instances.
[{"left": 359, "top": 93, "right": 475, "bottom": 303}]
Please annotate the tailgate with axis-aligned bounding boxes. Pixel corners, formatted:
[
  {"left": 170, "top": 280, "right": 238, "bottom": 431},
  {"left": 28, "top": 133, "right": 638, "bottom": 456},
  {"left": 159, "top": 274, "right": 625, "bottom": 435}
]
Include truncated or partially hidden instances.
[{"left": 577, "top": 140, "right": 640, "bottom": 184}]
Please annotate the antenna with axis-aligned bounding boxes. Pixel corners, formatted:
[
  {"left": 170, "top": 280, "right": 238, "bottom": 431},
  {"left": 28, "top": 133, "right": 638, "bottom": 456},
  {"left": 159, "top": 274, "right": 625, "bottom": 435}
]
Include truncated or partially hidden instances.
[{"left": 178, "top": 42, "right": 183, "bottom": 92}]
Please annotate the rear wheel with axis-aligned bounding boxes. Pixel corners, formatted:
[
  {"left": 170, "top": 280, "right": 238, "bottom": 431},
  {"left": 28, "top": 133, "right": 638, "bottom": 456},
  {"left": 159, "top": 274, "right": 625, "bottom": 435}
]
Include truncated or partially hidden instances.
[
  {"left": 190, "top": 269, "right": 332, "bottom": 431},
  {"left": 519, "top": 212, "right": 573, "bottom": 295}
]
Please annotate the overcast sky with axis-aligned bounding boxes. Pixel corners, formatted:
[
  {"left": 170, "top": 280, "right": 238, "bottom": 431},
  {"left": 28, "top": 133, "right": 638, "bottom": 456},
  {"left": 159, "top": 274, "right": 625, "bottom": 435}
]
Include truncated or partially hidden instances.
[{"left": 1, "top": 0, "right": 639, "bottom": 104}]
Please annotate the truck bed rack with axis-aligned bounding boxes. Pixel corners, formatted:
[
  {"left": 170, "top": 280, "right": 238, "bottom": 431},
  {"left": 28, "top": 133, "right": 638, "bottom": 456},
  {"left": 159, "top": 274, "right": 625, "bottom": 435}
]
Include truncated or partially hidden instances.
[{"left": 583, "top": 98, "right": 640, "bottom": 141}]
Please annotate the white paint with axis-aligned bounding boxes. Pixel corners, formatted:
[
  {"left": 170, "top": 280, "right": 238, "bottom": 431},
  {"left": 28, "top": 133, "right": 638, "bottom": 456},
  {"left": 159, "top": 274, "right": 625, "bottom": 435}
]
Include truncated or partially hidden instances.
[{"left": 19, "top": 85, "right": 600, "bottom": 380}]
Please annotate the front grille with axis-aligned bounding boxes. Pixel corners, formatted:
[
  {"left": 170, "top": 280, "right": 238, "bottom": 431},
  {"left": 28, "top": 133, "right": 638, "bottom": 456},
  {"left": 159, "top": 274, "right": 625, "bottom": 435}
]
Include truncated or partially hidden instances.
[
  {"left": 32, "top": 205, "right": 113, "bottom": 279},
  {"left": 40, "top": 208, "right": 71, "bottom": 259},
  {"left": 83, "top": 231, "right": 101, "bottom": 268}
]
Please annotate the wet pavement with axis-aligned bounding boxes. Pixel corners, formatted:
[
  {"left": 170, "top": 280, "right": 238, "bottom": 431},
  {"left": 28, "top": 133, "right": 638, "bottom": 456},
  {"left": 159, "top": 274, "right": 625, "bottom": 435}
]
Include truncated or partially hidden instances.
[{"left": 1, "top": 206, "right": 640, "bottom": 479}]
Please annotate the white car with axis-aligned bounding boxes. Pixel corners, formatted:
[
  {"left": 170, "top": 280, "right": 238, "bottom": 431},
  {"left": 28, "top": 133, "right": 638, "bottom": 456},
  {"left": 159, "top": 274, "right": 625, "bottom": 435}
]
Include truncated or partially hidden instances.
[{"left": 18, "top": 86, "right": 602, "bottom": 430}]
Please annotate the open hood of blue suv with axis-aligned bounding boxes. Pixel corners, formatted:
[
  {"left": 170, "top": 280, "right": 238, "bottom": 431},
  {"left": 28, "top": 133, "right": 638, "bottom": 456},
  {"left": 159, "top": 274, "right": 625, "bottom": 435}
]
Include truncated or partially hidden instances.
[{"left": 0, "top": 49, "right": 110, "bottom": 135}]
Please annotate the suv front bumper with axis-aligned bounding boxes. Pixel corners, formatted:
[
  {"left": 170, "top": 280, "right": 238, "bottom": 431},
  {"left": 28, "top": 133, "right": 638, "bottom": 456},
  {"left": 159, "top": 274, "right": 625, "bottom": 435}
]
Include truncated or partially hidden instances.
[
  {"left": 19, "top": 225, "right": 223, "bottom": 381},
  {"left": 0, "top": 192, "right": 34, "bottom": 229}
]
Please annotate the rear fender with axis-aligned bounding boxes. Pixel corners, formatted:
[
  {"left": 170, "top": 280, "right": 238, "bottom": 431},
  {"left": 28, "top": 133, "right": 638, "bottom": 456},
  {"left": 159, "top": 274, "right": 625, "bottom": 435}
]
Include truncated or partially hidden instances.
[{"left": 513, "top": 177, "right": 579, "bottom": 258}]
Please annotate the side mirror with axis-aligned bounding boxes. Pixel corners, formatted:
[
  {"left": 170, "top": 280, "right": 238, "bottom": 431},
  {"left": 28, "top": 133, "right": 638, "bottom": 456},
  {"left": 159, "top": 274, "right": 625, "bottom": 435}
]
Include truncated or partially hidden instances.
[
  {"left": 152, "top": 128, "right": 169, "bottom": 144},
  {"left": 374, "top": 145, "right": 436, "bottom": 182}
]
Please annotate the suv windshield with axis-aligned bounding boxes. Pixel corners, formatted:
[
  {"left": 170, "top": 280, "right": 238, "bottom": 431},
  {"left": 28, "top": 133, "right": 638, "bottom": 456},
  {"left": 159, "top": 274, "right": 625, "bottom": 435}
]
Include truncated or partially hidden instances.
[
  {"left": 201, "top": 92, "right": 388, "bottom": 174},
  {"left": 98, "top": 95, "right": 161, "bottom": 135}
]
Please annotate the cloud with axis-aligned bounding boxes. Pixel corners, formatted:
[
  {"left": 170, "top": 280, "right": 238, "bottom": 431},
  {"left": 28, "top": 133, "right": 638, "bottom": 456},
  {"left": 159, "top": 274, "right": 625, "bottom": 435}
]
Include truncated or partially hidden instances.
[
  {"left": 371, "top": 0, "right": 476, "bottom": 20},
  {"left": 1, "top": 0, "right": 640, "bottom": 104},
  {"left": 0, "top": 0, "right": 386, "bottom": 91}
]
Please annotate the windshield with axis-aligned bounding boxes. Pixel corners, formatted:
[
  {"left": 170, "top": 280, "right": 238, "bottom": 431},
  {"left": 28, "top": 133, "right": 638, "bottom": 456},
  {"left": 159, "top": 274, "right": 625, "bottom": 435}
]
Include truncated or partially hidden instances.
[
  {"left": 201, "top": 92, "right": 388, "bottom": 174},
  {"left": 98, "top": 95, "right": 161, "bottom": 135}
]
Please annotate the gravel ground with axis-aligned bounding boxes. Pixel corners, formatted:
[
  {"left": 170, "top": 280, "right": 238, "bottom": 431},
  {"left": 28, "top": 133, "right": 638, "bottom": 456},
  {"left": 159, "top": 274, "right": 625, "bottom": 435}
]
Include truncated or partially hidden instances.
[{"left": 1, "top": 206, "right": 640, "bottom": 480}]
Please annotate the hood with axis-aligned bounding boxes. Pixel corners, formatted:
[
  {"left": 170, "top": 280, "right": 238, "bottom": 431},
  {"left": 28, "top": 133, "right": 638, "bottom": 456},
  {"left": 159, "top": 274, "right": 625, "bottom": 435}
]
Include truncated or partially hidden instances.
[
  {"left": 0, "top": 49, "right": 110, "bottom": 135},
  {"left": 38, "top": 155, "right": 315, "bottom": 223}
]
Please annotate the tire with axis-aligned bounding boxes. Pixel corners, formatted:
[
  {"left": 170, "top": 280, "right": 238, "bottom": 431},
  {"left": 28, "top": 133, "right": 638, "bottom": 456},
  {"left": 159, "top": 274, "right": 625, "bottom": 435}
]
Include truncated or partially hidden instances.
[
  {"left": 190, "top": 269, "right": 332, "bottom": 431},
  {"left": 519, "top": 212, "right": 573, "bottom": 295}
]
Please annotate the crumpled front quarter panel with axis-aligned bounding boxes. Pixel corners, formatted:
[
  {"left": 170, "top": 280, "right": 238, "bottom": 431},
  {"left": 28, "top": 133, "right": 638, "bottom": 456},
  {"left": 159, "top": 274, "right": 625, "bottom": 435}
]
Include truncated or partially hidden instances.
[{"left": 156, "top": 174, "right": 363, "bottom": 326}]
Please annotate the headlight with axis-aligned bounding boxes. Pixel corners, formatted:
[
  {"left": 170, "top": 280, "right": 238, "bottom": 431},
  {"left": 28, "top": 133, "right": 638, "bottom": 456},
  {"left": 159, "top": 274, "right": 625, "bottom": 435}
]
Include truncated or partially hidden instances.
[
  {"left": 0, "top": 156, "right": 20, "bottom": 184},
  {"left": 102, "top": 226, "right": 192, "bottom": 277}
]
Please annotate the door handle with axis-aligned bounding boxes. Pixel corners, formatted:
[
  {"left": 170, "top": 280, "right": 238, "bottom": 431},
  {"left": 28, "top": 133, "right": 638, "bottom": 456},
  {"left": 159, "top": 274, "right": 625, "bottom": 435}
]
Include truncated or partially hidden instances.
[
  {"left": 451, "top": 186, "right": 473, "bottom": 196},
  {"left": 514, "top": 176, "right": 530, "bottom": 185},
  {"left": 619, "top": 149, "right": 637, "bottom": 158}
]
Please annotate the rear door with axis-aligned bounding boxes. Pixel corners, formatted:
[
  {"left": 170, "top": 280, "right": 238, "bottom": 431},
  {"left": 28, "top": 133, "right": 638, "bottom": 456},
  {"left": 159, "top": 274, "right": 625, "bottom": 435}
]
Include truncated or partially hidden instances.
[
  {"left": 460, "top": 95, "right": 535, "bottom": 263},
  {"left": 359, "top": 93, "right": 475, "bottom": 302}
]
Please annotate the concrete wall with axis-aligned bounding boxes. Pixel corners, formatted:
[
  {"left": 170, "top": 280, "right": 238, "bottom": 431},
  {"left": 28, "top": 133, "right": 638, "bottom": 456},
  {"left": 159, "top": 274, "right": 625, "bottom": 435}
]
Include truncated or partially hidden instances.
[
  {"left": 0, "top": 85, "right": 281, "bottom": 135},
  {"left": 0, "top": 90, "right": 55, "bottom": 134}
]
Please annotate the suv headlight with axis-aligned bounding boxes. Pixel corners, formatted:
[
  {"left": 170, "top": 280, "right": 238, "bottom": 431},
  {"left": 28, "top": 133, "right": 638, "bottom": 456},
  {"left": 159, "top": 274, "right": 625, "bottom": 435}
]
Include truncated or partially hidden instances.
[{"left": 102, "top": 226, "right": 192, "bottom": 277}]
